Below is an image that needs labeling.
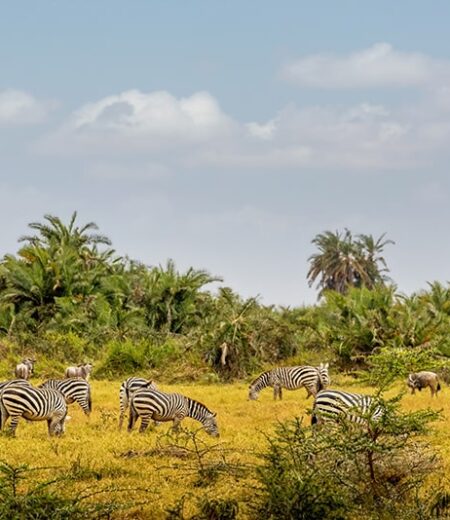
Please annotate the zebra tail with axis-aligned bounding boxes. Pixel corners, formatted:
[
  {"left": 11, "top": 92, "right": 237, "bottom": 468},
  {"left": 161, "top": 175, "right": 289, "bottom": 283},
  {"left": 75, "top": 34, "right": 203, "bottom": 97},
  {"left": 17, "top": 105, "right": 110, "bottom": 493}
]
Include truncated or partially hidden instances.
[
  {"left": 88, "top": 386, "right": 92, "bottom": 413},
  {"left": 438, "top": 382, "right": 442, "bottom": 392},
  {"left": 316, "top": 377, "right": 323, "bottom": 393},
  {"left": 311, "top": 405, "right": 318, "bottom": 426},
  {"left": 128, "top": 400, "right": 138, "bottom": 432},
  {"left": 0, "top": 401, "right": 7, "bottom": 430}
]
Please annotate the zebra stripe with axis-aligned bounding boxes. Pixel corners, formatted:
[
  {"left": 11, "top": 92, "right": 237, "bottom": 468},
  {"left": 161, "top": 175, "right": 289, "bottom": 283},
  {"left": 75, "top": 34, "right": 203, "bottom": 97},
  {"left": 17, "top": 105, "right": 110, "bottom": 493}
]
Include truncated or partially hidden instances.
[
  {"left": 40, "top": 378, "right": 92, "bottom": 415},
  {"left": 119, "top": 377, "right": 157, "bottom": 430},
  {"left": 0, "top": 385, "right": 67, "bottom": 436},
  {"left": 311, "top": 389, "right": 384, "bottom": 426},
  {"left": 248, "top": 364, "right": 330, "bottom": 401},
  {"left": 317, "top": 363, "right": 331, "bottom": 389},
  {"left": 0, "top": 379, "right": 33, "bottom": 391},
  {"left": 128, "top": 388, "right": 219, "bottom": 437}
]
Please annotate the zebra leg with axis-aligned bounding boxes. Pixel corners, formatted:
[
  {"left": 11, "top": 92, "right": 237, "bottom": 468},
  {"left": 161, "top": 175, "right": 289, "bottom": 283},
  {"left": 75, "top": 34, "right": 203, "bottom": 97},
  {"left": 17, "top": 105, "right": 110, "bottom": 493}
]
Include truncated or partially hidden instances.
[
  {"left": 82, "top": 401, "right": 91, "bottom": 416},
  {"left": 273, "top": 385, "right": 282, "bottom": 400},
  {"left": 172, "top": 417, "right": 182, "bottom": 433},
  {"left": 8, "top": 416, "right": 20, "bottom": 437},
  {"left": 0, "top": 404, "right": 10, "bottom": 430},
  {"left": 127, "top": 404, "right": 138, "bottom": 432},
  {"left": 139, "top": 414, "right": 153, "bottom": 434},
  {"left": 119, "top": 392, "right": 128, "bottom": 430}
]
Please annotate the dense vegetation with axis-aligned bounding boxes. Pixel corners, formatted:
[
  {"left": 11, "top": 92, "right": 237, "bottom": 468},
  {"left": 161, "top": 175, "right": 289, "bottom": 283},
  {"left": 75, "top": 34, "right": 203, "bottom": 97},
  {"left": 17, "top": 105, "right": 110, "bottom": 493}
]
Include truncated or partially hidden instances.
[
  {"left": 0, "top": 213, "right": 449, "bottom": 382},
  {"left": 2, "top": 213, "right": 450, "bottom": 519}
]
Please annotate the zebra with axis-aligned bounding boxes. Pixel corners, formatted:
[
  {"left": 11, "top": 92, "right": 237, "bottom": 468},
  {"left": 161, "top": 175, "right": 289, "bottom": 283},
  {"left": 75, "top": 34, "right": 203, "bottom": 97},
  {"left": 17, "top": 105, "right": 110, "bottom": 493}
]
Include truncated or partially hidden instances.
[
  {"left": 0, "top": 385, "right": 68, "bottom": 436},
  {"left": 119, "top": 377, "right": 157, "bottom": 430},
  {"left": 15, "top": 358, "right": 35, "bottom": 380},
  {"left": 311, "top": 389, "right": 384, "bottom": 427},
  {"left": 40, "top": 378, "right": 92, "bottom": 415},
  {"left": 65, "top": 363, "right": 93, "bottom": 380},
  {"left": 248, "top": 363, "right": 330, "bottom": 401},
  {"left": 128, "top": 388, "right": 219, "bottom": 437}
]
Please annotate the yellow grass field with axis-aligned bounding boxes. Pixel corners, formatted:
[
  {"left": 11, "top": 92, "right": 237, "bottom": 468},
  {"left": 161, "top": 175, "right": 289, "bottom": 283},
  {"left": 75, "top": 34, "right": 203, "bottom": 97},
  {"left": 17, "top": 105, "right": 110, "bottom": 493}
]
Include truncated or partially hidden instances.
[{"left": 0, "top": 378, "right": 448, "bottom": 519}]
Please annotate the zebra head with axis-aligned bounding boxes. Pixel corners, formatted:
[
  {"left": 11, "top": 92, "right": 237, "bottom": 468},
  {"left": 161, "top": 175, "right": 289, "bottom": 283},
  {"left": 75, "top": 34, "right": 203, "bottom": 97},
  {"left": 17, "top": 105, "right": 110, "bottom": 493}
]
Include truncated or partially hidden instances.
[
  {"left": 202, "top": 412, "right": 219, "bottom": 437},
  {"left": 248, "top": 385, "right": 259, "bottom": 400},
  {"left": 53, "top": 421, "right": 64, "bottom": 436}
]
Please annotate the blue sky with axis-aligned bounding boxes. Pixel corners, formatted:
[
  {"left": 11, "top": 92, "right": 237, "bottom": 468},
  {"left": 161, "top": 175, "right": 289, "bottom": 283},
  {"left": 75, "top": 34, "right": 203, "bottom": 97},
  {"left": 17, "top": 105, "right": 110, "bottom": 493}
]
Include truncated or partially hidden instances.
[{"left": 1, "top": 1, "right": 450, "bottom": 305}]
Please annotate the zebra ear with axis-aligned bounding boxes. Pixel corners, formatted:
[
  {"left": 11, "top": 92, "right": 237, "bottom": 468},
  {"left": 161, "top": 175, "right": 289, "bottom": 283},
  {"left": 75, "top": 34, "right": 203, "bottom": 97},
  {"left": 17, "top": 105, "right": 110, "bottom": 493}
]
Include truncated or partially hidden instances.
[{"left": 212, "top": 412, "right": 217, "bottom": 417}]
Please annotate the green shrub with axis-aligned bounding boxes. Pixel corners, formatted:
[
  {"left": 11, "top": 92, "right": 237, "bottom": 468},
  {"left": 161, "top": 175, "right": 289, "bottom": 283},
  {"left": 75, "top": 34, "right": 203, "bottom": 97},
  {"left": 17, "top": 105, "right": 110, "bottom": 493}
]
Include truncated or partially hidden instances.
[
  {"left": 0, "top": 462, "right": 126, "bottom": 520},
  {"left": 252, "top": 398, "right": 445, "bottom": 520},
  {"left": 96, "top": 339, "right": 149, "bottom": 377}
]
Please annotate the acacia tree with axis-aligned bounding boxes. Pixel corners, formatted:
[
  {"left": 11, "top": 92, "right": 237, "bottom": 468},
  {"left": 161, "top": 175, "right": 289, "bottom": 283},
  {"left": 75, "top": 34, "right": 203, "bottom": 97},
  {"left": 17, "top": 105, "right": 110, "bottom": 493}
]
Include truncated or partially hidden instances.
[{"left": 307, "top": 229, "right": 394, "bottom": 298}]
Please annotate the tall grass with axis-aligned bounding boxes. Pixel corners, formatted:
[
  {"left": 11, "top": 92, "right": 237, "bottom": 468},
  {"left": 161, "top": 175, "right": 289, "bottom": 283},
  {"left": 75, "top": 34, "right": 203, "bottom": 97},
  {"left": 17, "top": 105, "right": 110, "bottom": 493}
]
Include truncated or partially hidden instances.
[{"left": 0, "top": 379, "right": 448, "bottom": 518}]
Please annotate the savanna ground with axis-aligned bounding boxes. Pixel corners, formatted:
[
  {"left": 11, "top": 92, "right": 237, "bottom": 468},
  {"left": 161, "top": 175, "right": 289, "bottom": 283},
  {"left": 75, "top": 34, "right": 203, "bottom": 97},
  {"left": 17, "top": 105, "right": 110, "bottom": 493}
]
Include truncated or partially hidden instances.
[{"left": 0, "top": 377, "right": 448, "bottom": 519}]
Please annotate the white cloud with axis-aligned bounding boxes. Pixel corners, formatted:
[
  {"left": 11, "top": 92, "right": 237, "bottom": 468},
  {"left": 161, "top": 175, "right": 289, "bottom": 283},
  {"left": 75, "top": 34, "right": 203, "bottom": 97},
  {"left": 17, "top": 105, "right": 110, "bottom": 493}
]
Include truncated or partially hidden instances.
[
  {"left": 246, "top": 119, "right": 277, "bottom": 140},
  {"left": 39, "top": 89, "right": 236, "bottom": 155},
  {"left": 0, "top": 89, "right": 52, "bottom": 126},
  {"left": 34, "top": 80, "right": 450, "bottom": 173},
  {"left": 282, "top": 43, "right": 450, "bottom": 88}
]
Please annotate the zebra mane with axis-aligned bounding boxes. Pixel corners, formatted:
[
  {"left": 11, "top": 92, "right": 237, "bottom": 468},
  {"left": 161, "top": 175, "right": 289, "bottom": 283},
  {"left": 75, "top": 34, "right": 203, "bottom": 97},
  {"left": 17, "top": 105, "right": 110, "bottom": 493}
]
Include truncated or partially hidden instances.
[
  {"left": 187, "top": 397, "right": 215, "bottom": 421},
  {"left": 249, "top": 371, "right": 270, "bottom": 391}
]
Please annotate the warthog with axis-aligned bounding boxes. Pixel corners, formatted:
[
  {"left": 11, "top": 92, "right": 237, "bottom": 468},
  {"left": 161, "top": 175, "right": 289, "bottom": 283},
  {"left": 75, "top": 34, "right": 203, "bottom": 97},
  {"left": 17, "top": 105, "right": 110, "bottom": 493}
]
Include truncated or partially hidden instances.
[
  {"left": 14, "top": 358, "right": 36, "bottom": 380},
  {"left": 64, "top": 363, "right": 93, "bottom": 380},
  {"left": 407, "top": 371, "right": 441, "bottom": 397}
]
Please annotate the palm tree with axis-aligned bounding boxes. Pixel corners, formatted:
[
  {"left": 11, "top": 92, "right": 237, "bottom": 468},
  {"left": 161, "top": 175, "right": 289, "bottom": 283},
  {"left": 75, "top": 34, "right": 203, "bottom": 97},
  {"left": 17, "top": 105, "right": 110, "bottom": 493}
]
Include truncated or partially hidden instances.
[
  {"left": 19, "top": 212, "right": 112, "bottom": 250},
  {"left": 307, "top": 229, "right": 394, "bottom": 298},
  {"left": 356, "top": 233, "right": 394, "bottom": 288},
  {"left": 140, "top": 259, "right": 223, "bottom": 333}
]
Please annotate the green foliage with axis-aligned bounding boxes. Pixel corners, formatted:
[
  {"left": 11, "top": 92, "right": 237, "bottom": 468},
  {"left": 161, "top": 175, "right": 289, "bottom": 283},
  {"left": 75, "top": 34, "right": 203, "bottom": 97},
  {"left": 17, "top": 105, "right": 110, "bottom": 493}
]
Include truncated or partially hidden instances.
[
  {"left": 1, "top": 214, "right": 450, "bottom": 380},
  {"left": 198, "top": 288, "right": 298, "bottom": 380},
  {"left": 196, "top": 498, "right": 239, "bottom": 520},
  {"left": 96, "top": 339, "right": 149, "bottom": 376},
  {"left": 307, "top": 229, "right": 394, "bottom": 297},
  {"left": 0, "top": 461, "right": 127, "bottom": 519},
  {"left": 295, "top": 285, "right": 450, "bottom": 370},
  {"left": 252, "top": 398, "right": 445, "bottom": 520},
  {"left": 366, "top": 346, "right": 450, "bottom": 388},
  {"left": 96, "top": 337, "right": 182, "bottom": 377}
]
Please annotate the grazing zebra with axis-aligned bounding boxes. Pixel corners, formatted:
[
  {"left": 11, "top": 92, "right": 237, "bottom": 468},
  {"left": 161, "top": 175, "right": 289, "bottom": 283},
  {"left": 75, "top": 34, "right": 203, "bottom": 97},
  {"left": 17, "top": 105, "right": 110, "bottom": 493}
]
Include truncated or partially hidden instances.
[
  {"left": 0, "top": 385, "right": 67, "bottom": 436},
  {"left": 65, "top": 363, "right": 93, "bottom": 380},
  {"left": 15, "top": 358, "right": 35, "bottom": 380},
  {"left": 248, "top": 363, "right": 330, "bottom": 401},
  {"left": 407, "top": 371, "right": 441, "bottom": 397},
  {"left": 311, "top": 389, "right": 384, "bottom": 426},
  {"left": 119, "top": 377, "right": 157, "bottom": 430},
  {"left": 40, "top": 378, "right": 92, "bottom": 415},
  {"left": 128, "top": 388, "right": 219, "bottom": 437}
]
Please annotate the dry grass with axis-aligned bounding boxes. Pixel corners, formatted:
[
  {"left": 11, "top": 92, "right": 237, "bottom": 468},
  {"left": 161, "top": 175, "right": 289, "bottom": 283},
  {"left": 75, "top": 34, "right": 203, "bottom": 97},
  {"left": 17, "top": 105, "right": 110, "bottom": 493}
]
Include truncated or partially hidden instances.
[{"left": 0, "top": 377, "right": 448, "bottom": 519}]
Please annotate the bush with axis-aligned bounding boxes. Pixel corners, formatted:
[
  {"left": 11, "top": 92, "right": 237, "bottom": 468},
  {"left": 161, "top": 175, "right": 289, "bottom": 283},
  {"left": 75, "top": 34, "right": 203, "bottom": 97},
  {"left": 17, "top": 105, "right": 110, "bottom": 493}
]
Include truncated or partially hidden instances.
[
  {"left": 96, "top": 339, "right": 149, "bottom": 377},
  {"left": 0, "top": 462, "right": 125, "bottom": 519},
  {"left": 96, "top": 337, "right": 183, "bottom": 378},
  {"left": 251, "top": 397, "right": 446, "bottom": 520}
]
